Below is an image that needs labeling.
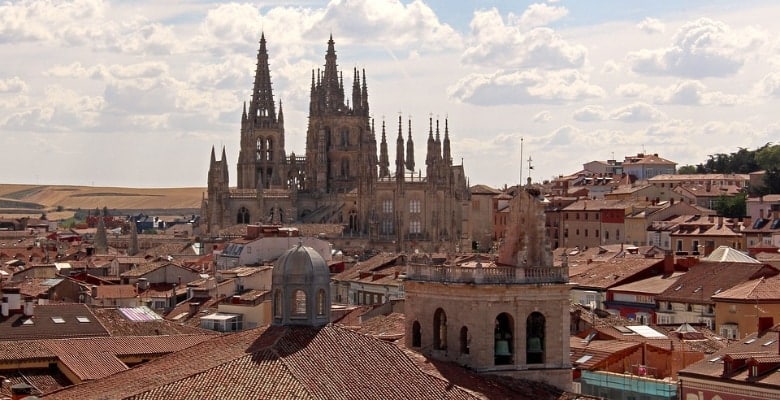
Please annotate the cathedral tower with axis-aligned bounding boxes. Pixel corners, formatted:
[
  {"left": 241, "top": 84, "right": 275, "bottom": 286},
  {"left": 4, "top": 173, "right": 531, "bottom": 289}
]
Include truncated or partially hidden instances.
[{"left": 237, "top": 33, "right": 287, "bottom": 191}]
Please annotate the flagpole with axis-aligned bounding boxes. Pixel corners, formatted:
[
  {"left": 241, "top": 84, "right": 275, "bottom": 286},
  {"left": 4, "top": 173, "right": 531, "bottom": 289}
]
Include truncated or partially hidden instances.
[{"left": 519, "top": 137, "right": 523, "bottom": 186}]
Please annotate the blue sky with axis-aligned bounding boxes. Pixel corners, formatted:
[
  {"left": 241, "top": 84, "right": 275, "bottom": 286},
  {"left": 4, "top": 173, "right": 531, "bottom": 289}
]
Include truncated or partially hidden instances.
[{"left": 1, "top": 0, "right": 780, "bottom": 188}]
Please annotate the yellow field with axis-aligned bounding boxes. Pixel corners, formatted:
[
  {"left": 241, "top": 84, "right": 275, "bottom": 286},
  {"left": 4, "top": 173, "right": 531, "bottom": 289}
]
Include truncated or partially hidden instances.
[{"left": 0, "top": 184, "right": 205, "bottom": 218}]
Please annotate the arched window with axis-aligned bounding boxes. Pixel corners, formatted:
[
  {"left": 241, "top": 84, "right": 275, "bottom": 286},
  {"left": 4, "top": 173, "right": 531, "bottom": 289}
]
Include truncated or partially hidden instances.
[
  {"left": 526, "top": 312, "right": 546, "bottom": 364},
  {"left": 433, "top": 308, "right": 447, "bottom": 350},
  {"left": 341, "top": 158, "right": 350, "bottom": 178},
  {"left": 460, "top": 326, "right": 469, "bottom": 355},
  {"left": 266, "top": 138, "right": 273, "bottom": 161},
  {"left": 273, "top": 290, "right": 282, "bottom": 319},
  {"left": 293, "top": 290, "right": 306, "bottom": 316},
  {"left": 412, "top": 321, "right": 421, "bottom": 347},
  {"left": 236, "top": 207, "right": 250, "bottom": 224},
  {"left": 256, "top": 138, "right": 266, "bottom": 161},
  {"left": 341, "top": 128, "right": 349, "bottom": 147},
  {"left": 348, "top": 209, "right": 358, "bottom": 232},
  {"left": 495, "top": 313, "right": 513, "bottom": 365},
  {"left": 316, "top": 289, "right": 326, "bottom": 316}
]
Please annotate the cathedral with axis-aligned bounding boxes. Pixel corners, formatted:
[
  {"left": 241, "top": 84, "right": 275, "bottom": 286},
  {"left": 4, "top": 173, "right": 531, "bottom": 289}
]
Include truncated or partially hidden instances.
[{"left": 202, "top": 34, "right": 470, "bottom": 252}]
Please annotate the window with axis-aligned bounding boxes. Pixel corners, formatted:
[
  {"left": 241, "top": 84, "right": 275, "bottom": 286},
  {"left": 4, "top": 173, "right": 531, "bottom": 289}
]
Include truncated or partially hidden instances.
[
  {"left": 616, "top": 229, "right": 620, "bottom": 240},
  {"left": 381, "top": 220, "right": 394, "bottom": 235},
  {"left": 595, "top": 229, "right": 599, "bottom": 238},
  {"left": 526, "top": 312, "right": 545, "bottom": 364},
  {"left": 316, "top": 289, "right": 326, "bottom": 316},
  {"left": 412, "top": 321, "right": 421, "bottom": 347},
  {"left": 585, "top": 229, "right": 588, "bottom": 237},
  {"left": 410, "top": 220, "right": 421, "bottom": 234},
  {"left": 76, "top": 316, "right": 91, "bottom": 323},
  {"left": 433, "top": 308, "right": 447, "bottom": 350},
  {"left": 293, "top": 290, "right": 306, "bottom": 315},
  {"left": 383, "top": 200, "right": 393, "bottom": 213},
  {"left": 460, "top": 326, "right": 470, "bottom": 354},
  {"left": 409, "top": 199, "right": 421, "bottom": 213},
  {"left": 274, "top": 290, "right": 282, "bottom": 318},
  {"left": 51, "top": 317, "right": 65, "bottom": 324}
]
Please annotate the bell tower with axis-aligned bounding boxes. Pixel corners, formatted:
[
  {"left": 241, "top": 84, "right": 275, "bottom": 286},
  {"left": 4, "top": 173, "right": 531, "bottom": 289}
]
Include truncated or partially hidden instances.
[{"left": 403, "top": 188, "right": 572, "bottom": 391}]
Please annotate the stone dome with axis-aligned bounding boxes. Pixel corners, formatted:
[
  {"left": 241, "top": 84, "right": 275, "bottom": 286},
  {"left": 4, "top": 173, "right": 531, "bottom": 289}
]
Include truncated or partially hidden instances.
[
  {"left": 272, "top": 242, "right": 330, "bottom": 287},
  {"left": 271, "top": 242, "right": 331, "bottom": 326}
]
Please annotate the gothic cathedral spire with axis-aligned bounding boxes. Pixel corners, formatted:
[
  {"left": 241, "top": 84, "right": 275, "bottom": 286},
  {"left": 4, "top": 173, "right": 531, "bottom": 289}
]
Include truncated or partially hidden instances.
[
  {"left": 379, "top": 120, "right": 390, "bottom": 178},
  {"left": 249, "top": 32, "right": 277, "bottom": 126}
]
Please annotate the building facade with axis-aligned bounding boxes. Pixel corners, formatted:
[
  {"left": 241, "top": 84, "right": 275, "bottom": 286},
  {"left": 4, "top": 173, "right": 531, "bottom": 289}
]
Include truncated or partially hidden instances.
[{"left": 202, "top": 34, "right": 470, "bottom": 253}]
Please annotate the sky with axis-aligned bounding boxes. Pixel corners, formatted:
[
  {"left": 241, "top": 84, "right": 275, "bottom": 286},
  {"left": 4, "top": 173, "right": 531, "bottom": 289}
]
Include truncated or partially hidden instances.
[{"left": 2, "top": 0, "right": 780, "bottom": 189}]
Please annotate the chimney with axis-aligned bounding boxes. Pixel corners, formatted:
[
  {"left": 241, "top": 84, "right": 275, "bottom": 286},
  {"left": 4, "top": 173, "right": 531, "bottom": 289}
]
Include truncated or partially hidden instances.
[
  {"left": 663, "top": 252, "right": 675, "bottom": 275},
  {"left": 188, "top": 302, "right": 200, "bottom": 316},
  {"left": 3, "top": 287, "right": 21, "bottom": 314},
  {"left": 758, "top": 316, "right": 774, "bottom": 333},
  {"left": 137, "top": 278, "right": 149, "bottom": 291},
  {"left": 717, "top": 216, "right": 723, "bottom": 227},
  {"left": 91, "top": 285, "right": 98, "bottom": 299},
  {"left": 10, "top": 383, "right": 33, "bottom": 400},
  {"left": 23, "top": 297, "right": 34, "bottom": 317}
]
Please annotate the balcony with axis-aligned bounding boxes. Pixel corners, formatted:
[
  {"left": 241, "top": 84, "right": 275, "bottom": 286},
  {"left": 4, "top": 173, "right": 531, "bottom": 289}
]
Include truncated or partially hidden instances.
[{"left": 405, "top": 264, "right": 568, "bottom": 285}]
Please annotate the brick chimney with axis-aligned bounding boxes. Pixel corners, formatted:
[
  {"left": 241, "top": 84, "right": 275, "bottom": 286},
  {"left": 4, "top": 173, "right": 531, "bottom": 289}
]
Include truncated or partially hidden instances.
[{"left": 663, "top": 252, "right": 675, "bottom": 275}]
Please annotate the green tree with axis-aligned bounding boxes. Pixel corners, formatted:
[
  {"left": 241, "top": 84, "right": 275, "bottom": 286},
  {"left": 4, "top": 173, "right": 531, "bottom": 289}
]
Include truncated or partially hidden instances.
[
  {"left": 678, "top": 165, "right": 697, "bottom": 174},
  {"left": 714, "top": 193, "right": 747, "bottom": 218},
  {"left": 756, "top": 144, "right": 780, "bottom": 194}
]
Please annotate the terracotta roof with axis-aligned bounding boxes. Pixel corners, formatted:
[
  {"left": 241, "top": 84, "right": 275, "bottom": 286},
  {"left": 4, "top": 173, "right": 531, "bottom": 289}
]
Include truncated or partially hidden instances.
[
  {"left": 0, "top": 334, "right": 214, "bottom": 383},
  {"left": 656, "top": 261, "right": 779, "bottom": 304},
  {"left": 0, "top": 303, "right": 109, "bottom": 341},
  {"left": 570, "top": 337, "right": 640, "bottom": 370},
  {"left": 569, "top": 258, "right": 663, "bottom": 289},
  {"left": 680, "top": 327, "right": 780, "bottom": 386},
  {"left": 711, "top": 274, "right": 780, "bottom": 301},
  {"left": 91, "top": 307, "right": 217, "bottom": 336},
  {"left": 43, "top": 324, "right": 579, "bottom": 400},
  {"left": 93, "top": 284, "right": 137, "bottom": 299},
  {"left": 609, "top": 272, "right": 685, "bottom": 295}
]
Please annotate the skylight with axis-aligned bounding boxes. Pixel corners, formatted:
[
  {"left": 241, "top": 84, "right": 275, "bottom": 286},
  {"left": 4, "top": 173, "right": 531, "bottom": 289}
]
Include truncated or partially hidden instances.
[
  {"left": 575, "top": 355, "right": 593, "bottom": 364},
  {"left": 762, "top": 340, "right": 776, "bottom": 347},
  {"left": 51, "top": 316, "right": 65, "bottom": 324},
  {"left": 744, "top": 338, "right": 757, "bottom": 344},
  {"left": 709, "top": 356, "right": 722, "bottom": 362},
  {"left": 76, "top": 316, "right": 91, "bottom": 323},
  {"left": 22, "top": 318, "right": 34, "bottom": 326}
]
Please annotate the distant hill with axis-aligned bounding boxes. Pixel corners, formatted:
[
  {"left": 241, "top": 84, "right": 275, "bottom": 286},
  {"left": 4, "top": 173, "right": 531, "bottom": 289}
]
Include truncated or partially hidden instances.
[{"left": 0, "top": 184, "right": 205, "bottom": 219}]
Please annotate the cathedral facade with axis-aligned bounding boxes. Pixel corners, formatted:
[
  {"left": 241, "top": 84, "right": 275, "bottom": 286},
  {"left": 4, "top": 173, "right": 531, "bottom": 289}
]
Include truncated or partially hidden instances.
[{"left": 202, "top": 34, "right": 470, "bottom": 253}]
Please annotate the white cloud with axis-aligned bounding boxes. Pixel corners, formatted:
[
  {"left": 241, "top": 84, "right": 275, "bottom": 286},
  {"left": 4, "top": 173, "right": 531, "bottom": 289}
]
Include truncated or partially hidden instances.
[
  {"left": 511, "top": 3, "right": 568, "bottom": 29},
  {"left": 533, "top": 110, "right": 552, "bottom": 123},
  {"left": 318, "top": 0, "right": 459, "bottom": 51},
  {"left": 615, "top": 82, "right": 649, "bottom": 98},
  {"left": 0, "top": 76, "right": 26, "bottom": 93},
  {"left": 616, "top": 80, "right": 740, "bottom": 106},
  {"left": 463, "top": 8, "right": 586, "bottom": 69},
  {"left": 572, "top": 105, "right": 607, "bottom": 121},
  {"left": 0, "top": 0, "right": 105, "bottom": 43},
  {"left": 609, "top": 102, "right": 664, "bottom": 122},
  {"left": 2, "top": 85, "right": 104, "bottom": 131},
  {"left": 627, "top": 17, "right": 767, "bottom": 78},
  {"left": 637, "top": 17, "right": 665, "bottom": 34},
  {"left": 756, "top": 72, "right": 780, "bottom": 97},
  {"left": 449, "top": 69, "right": 604, "bottom": 105}
]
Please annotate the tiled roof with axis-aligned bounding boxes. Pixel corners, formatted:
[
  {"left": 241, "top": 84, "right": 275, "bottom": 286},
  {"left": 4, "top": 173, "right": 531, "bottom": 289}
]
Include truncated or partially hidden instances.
[
  {"left": 609, "top": 272, "right": 685, "bottom": 295},
  {"left": 569, "top": 258, "right": 663, "bottom": 289},
  {"left": 0, "top": 334, "right": 214, "bottom": 383},
  {"left": 711, "top": 274, "right": 780, "bottom": 301},
  {"left": 0, "top": 303, "right": 109, "bottom": 341},
  {"left": 0, "top": 368, "right": 71, "bottom": 398},
  {"left": 93, "top": 284, "right": 137, "bottom": 299},
  {"left": 91, "top": 307, "right": 217, "bottom": 336},
  {"left": 570, "top": 337, "right": 640, "bottom": 370},
  {"left": 656, "top": 261, "right": 778, "bottom": 303},
  {"left": 43, "top": 324, "right": 577, "bottom": 400},
  {"left": 680, "top": 327, "right": 780, "bottom": 386}
]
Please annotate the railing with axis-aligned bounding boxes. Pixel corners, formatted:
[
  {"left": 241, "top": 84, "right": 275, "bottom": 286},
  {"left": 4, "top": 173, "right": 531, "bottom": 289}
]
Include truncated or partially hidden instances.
[{"left": 405, "top": 264, "right": 569, "bottom": 285}]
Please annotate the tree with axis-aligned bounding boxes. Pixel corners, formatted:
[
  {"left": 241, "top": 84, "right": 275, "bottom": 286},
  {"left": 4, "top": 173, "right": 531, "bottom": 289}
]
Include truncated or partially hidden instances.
[
  {"left": 678, "top": 165, "right": 697, "bottom": 174},
  {"left": 756, "top": 144, "right": 780, "bottom": 195},
  {"left": 714, "top": 193, "right": 746, "bottom": 218}
]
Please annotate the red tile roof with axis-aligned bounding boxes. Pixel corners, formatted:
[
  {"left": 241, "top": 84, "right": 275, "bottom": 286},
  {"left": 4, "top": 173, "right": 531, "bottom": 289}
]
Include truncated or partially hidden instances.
[
  {"left": 657, "top": 261, "right": 779, "bottom": 304},
  {"left": 43, "top": 324, "right": 578, "bottom": 400}
]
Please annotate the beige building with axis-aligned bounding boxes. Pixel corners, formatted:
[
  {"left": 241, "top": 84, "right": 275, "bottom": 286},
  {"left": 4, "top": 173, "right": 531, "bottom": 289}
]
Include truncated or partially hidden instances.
[
  {"left": 404, "top": 188, "right": 572, "bottom": 391},
  {"left": 712, "top": 274, "right": 780, "bottom": 340},
  {"left": 202, "top": 34, "right": 470, "bottom": 254}
]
